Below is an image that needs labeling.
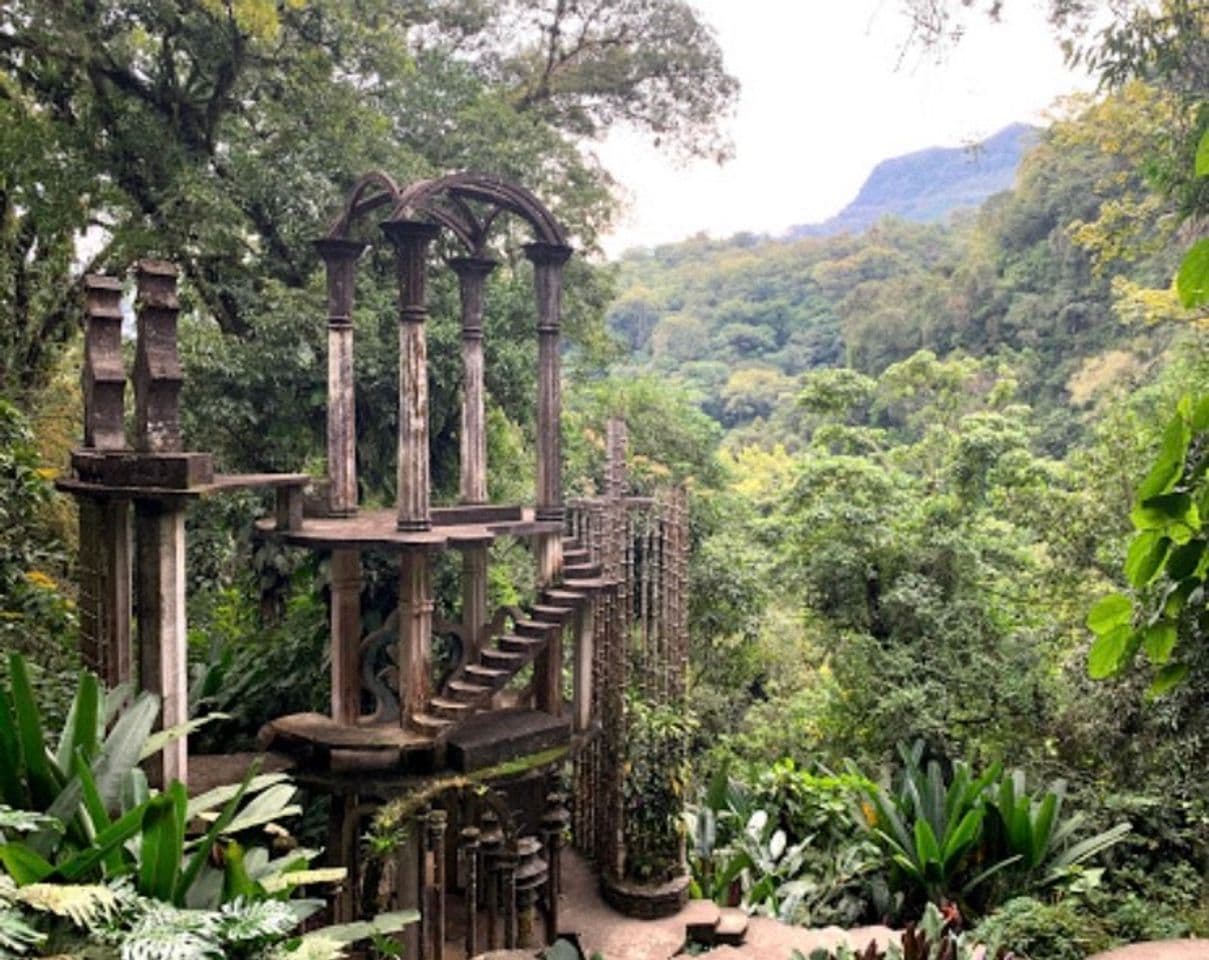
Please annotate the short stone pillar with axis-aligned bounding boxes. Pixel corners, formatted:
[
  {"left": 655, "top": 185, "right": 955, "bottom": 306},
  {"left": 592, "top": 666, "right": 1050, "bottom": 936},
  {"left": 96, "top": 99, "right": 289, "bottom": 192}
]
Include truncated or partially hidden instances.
[
  {"left": 460, "top": 826, "right": 481, "bottom": 958},
  {"left": 541, "top": 793, "right": 571, "bottom": 942},
  {"left": 480, "top": 810, "right": 504, "bottom": 951}
]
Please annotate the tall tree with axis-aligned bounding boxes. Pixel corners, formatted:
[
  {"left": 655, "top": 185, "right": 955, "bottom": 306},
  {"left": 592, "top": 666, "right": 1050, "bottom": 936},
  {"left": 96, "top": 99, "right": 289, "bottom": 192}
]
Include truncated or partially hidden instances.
[{"left": 0, "top": 0, "right": 737, "bottom": 391}]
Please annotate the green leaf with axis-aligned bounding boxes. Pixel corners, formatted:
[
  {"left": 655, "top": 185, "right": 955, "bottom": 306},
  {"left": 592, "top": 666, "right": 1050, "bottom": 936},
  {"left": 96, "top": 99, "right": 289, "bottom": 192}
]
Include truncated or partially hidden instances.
[
  {"left": 1196, "top": 128, "right": 1209, "bottom": 177},
  {"left": 0, "top": 842, "right": 54, "bottom": 884},
  {"left": 138, "top": 792, "right": 184, "bottom": 901},
  {"left": 913, "top": 818, "right": 942, "bottom": 869},
  {"left": 1132, "top": 493, "right": 1196, "bottom": 533},
  {"left": 1148, "top": 662, "right": 1190, "bottom": 698},
  {"left": 1032, "top": 792, "right": 1059, "bottom": 868},
  {"left": 7, "top": 654, "right": 61, "bottom": 810},
  {"left": 1142, "top": 621, "right": 1178, "bottom": 666},
  {"left": 55, "top": 802, "right": 148, "bottom": 881},
  {"left": 1086, "top": 594, "right": 1132, "bottom": 636},
  {"left": 1177, "top": 238, "right": 1209, "bottom": 309},
  {"left": 1192, "top": 396, "right": 1209, "bottom": 432},
  {"left": 56, "top": 672, "right": 101, "bottom": 775},
  {"left": 177, "top": 762, "right": 261, "bottom": 905},
  {"left": 1089, "top": 624, "right": 1137, "bottom": 679},
  {"left": 0, "top": 682, "right": 26, "bottom": 809},
  {"left": 1124, "top": 532, "right": 1171, "bottom": 588},
  {"left": 1137, "top": 413, "right": 1190, "bottom": 502},
  {"left": 1166, "top": 540, "right": 1206, "bottom": 581},
  {"left": 222, "top": 841, "right": 260, "bottom": 902}
]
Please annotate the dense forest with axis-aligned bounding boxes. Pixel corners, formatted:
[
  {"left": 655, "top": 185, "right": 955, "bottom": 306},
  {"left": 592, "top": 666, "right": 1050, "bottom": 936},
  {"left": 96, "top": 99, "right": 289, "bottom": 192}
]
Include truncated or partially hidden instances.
[{"left": 1, "top": 0, "right": 1208, "bottom": 957}]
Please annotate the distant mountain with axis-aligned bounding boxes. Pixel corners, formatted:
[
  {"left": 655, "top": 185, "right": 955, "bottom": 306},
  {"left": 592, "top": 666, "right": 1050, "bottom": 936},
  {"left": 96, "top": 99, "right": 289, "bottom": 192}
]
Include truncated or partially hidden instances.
[{"left": 788, "top": 123, "right": 1039, "bottom": 238}]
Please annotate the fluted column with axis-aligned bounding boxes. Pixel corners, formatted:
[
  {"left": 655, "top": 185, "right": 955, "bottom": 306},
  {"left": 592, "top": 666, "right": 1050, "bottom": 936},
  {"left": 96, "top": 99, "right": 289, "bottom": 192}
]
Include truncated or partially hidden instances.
[
  {"left": 450, "top": 257, "right": 496, "bottom": 505},
  {"left": 381, "top": 220, "right": 440, "bottom": 532},
  {"left": 315, "top": 238, "right": 366, "bottom": 517},
  {"left": 399, "top": 548, "right": 433, "bottom": 726},
  {"left": 524, "top": 243, "right": 573, "bottom": 524}
]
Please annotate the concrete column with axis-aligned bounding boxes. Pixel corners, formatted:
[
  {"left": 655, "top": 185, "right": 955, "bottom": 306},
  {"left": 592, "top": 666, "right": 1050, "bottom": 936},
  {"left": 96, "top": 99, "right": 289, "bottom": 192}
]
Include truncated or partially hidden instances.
[
  {"left": 397, "top": 825, "right": 421, "bottom": 960},
  {"left": 78, "top": 498, "right": 132, "bottom": 688},
  {"left": 380, "top": 220, "right": 440, "bottom": 532},
  {"left": 81, "top": 274, "right": 126, "bottom": 451},
  {"left": 328, "top": 794, "right": 360, "bottom": 923},
  {"left": 450, "top": 257, "right": 496, "bottom": 506},
  {"left": 330, "top": 549, "right": 362, "bottom": 725},
  {"left": 523, "top": 243, "right": 573, "bottom": 525},
  {"left": 133, "top": 261, "right": 183, "bottom": 454},
  {"left": 461, "top": 544, "right": 489, "bottom": 663},
  {"left": 428, "top": 810, "right": 448, "bottom": 959},
  {"left": 573, "top": 602, "right": 594, "bottom": 733},
  {"left": 399, "top": 548, "right": 433, "bottom": 725},
  {"left": 135, "top": 500, "right": 187, "bottom": 787},
  {"left": 461, "top": 827, "right": 480, "bottom": 958},
  {"left": 315, "top": 238, "right": 366, "bottom": 517}
]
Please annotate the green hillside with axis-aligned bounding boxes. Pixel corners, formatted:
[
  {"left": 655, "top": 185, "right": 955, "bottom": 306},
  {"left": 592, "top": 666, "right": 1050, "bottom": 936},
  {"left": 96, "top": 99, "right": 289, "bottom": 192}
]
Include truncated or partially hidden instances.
[{"left": 607, "top": 92, "right": 1183, "bottom": 453}]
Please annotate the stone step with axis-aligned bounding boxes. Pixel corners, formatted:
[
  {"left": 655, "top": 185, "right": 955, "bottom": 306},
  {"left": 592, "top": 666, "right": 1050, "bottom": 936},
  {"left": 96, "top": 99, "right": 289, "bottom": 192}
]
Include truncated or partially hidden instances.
[
  {"left": 543, "top": 588, "right": 587, "bottom": 607},
  {"left": 447, "top": 679, "right": 492, "bottom": 700},
  {"left": 513, "top": 618, "right": 559, "bottom": 639},
  {"left": 531, "top": 604, "right": 572, "bottom": 624},
  {"left": 499, "top": 634, "right": 545, "bottom": 655},
  {"left": 563, "top": 548, "right": 590, "bottom": 563},
  {"left": 430, "top": 696, "right": 474, "bottom": 719},
  {"left": 564, "top": 562, "right": 601, "bottom": 578},
  {"left": 481, "top": 648, "right": 525, "bottom": 670},
  {"left": 715, "top": 908, "right": 748, "bottom": 946},
  {"left": 411, "top": 712, "right": 452, "bottom": 735},
  {"left": 683, "top": 899, "right": 722, "bottom": 944},
  {"left": 464, "top": 664, "right": 508, "bottom": 686}
]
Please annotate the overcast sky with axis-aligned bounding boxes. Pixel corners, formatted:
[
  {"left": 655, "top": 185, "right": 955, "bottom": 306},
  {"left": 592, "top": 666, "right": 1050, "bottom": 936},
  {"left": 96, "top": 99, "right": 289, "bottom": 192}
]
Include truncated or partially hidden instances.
[{"left": 595, "top": 0, "right": 1096, "bottom": 256}]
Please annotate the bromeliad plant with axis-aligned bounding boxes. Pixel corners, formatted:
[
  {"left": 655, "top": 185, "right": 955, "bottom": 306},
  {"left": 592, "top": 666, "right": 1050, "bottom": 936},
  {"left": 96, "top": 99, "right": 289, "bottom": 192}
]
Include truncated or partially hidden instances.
[
  {"left": 851, "top": 743, "right": 1131, "bottom": 918},
  {"left": 850, "top": 742, "right": 1010, "bottom": 910}
]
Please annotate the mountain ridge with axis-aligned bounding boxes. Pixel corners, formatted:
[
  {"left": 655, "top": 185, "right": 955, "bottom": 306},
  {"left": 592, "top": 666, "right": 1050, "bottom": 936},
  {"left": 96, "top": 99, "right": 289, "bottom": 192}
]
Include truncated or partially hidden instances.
[{"left": 788, "top": 122, "right": 1040, "bottom": 238}]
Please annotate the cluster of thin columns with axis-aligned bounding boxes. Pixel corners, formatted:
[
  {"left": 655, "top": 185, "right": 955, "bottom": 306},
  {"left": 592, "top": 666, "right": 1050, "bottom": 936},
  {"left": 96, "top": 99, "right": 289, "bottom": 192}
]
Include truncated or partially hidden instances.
[
  {"left": 329, "top": 795, "right": 568, "bottom": 958},
  {"left": 317, "top": 224, "right": 572, "bottom": 728},
  {"left": 565, "top": 421, "right": 691, "bottom": 880}
]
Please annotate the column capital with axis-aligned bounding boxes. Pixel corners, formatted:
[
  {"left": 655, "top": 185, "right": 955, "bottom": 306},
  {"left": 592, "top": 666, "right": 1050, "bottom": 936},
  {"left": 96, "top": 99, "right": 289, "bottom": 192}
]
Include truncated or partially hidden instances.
[
  {"left": 449, "top": 255, "right": 499, "bottom": 279},
  {"left": 313, "top": 236, "right": 367, "bottom": 264},
  {"left": 523, "top": 242, "right": 573, "bottom": 267},
  {"left": 380, "top": 218, "right": 442, "bottom": 248}
]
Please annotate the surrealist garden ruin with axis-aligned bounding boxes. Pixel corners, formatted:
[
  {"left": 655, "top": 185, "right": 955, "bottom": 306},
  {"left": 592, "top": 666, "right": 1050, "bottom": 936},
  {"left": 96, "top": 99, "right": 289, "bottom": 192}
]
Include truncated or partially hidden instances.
[{"left": 4, "top": 4, "right": 1209, "bottom": 959}]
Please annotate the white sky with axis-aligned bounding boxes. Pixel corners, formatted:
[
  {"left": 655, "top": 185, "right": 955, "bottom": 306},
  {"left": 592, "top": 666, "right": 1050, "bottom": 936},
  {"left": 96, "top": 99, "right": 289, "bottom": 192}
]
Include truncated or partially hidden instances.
[{"left": 595, "top": 0, "right": 1097, "bottom": 256}]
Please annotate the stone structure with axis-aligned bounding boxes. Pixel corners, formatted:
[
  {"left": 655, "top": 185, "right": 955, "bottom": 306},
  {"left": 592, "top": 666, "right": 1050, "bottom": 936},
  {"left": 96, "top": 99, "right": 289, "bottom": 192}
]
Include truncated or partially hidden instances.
[{"left": 62, "top": 173, "right": 690, "bottom": 957}]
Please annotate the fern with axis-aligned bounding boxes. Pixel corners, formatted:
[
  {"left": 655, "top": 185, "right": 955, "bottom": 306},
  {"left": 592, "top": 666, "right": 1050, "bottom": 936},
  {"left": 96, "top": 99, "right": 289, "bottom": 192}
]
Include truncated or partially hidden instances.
[
  {"left": 0, "top": 805, "right": 63, "bottom": 839},
  {"left": 116, "top": 905, "right": 222, "bottom": 960},
  {"left": 215, "top": 898, "right": 299, "bottom": 944},
  {"left": 0, "top": 907, "right": 45, "bottom": 955},
  {"left": 15, "top": 882, "right": 119, "bottom": 929}
]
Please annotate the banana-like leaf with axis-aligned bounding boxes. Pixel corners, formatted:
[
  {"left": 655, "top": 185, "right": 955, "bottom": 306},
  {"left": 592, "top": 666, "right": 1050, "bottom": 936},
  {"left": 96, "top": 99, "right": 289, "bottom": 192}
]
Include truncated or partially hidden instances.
[
  {"left": 186, "top": 772, "right": 290, "bottom": 822},
  {"left": 1030, "top": 792, "right": 1059, "bottom": 868},
  {"left": 138, "top": 713, "right": 228, "bottom": 762},
  {"left": 0, "top": 685, "right": 25, "bottom": 809},
  {"left": 7, "top": 655, "right": 61, "bottom": 811},
  {"left": 0, "top": 843, "right": 54, "bottom": 885},
  {"left": 941, "top": 808, "right": 982, "bottom": 868},
  {"left": 138, "top": 791, "right": 184, "bottom": 901},
  {"left": 56, "top": 672, "right": 100, "bottom": 774},
  {"left": 92, "top": 693, "right": 160, "bottom": 814},
  {"left": 55, "top": 802, "right": 147, "bottom": 881},
  {"left": 1044, "top": 822, "right": 1131, "bottom": 880},
  {"left": 177, "top": 762, "right": 261, "bottom": 905},
  {"left": 306, "top": 909, "right": 419, "bottom": 945},
  {"left": 220, "top": 784, "right": 300, "bottom": 837}
]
